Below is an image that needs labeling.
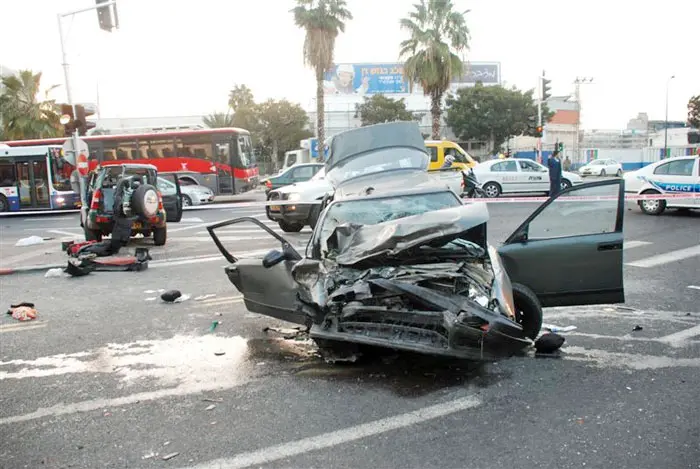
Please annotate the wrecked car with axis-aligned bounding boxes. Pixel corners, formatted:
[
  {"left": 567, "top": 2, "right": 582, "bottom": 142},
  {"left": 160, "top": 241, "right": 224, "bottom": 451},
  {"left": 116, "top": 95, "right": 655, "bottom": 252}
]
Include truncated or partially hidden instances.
[{"left": 208, "top": 122, "right": 626, "bottom": 361}]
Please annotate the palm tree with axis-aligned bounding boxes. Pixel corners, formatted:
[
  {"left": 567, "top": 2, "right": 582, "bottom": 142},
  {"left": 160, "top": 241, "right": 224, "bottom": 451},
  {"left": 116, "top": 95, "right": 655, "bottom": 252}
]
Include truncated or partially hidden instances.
[
  {"left": 399, "top": 0, "right": 470, "bottom": 139},
  {"left": 292, "top": 0, "right": 352, "bottom": 152},
  {"left": 0, "top": 70, "right": 62, "bottom": 140},
  {"left": 203, "top": 111, "right": 234, "bottom": 128}
]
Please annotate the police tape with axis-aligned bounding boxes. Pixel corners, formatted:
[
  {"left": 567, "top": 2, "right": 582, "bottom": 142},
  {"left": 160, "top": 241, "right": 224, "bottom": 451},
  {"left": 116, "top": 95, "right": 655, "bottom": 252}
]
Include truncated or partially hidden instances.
[{"left": 260, "top": 192, "right": 700, "bottom": 207}]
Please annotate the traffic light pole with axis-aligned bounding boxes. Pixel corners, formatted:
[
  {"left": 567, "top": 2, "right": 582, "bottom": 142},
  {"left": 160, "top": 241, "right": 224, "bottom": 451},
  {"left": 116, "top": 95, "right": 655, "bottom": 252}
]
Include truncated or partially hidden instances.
[
  {"left": 537, "top": 76, "right": 543, "bottom": 164},
  {"left": 57, "top": 1, "right": 118, "bottom": 210}
]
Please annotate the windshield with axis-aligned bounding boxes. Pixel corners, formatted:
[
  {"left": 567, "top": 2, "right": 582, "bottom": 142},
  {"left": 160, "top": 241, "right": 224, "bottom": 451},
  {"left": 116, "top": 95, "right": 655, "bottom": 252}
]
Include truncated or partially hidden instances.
[
  {"left": 311, "top": 167, "right": 325, "bottom": 181},
  {"left": 50, "top": 148, "right": 75, "bottom": 192},
  {"left": 590, "top": 160, "right": 605, "bottom": 165},
  {"left": 237, "top": 135, "right": 254, "bottom": 167},
  {"left": 326, "top": 147, "right": 429, "bottom": 188},
  {"left": 317, "top": 191, "right": 461, "bottom": 252}
]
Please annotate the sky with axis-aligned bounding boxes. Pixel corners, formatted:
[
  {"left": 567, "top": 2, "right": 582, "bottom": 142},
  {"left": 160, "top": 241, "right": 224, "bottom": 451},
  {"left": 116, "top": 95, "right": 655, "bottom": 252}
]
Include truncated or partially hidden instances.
[{"left": 1, "top": 0, "right": 697, "bottom": 130}]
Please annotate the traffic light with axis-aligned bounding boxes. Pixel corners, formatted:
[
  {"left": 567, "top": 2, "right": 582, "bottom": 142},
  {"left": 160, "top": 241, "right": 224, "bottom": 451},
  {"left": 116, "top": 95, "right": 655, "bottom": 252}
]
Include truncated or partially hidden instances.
[
  {"left": 541, "top": 77, "right": 552, "bottom": 102},
  {"left": 557, "top": 142, "right": 564, "bottom": 152},
  {"left": 535, "top": 125, "right": 543, "bottom": 138},
  {"left": 96, "top": 0, "right": 119, "bottom": 32},
  {"left": 60, "top": 104, "right": 76, "bottom": 136},
  {"left": 59, "top": 103, "right": 97, "bottom": 136}
]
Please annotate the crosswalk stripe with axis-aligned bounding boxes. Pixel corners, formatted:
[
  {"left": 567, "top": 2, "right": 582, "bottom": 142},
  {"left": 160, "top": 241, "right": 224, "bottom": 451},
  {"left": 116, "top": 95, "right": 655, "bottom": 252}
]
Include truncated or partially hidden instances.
[
  {"left": 193, "top": 298, "right": 244, "bottom": 308},
  {"left": 0, "top": 321, "right": 48, "bottom": 333},
  {"left": 624, "top": 240, "right": 652, "bottom": 250},
  {"left": 626, "top": 244, "right": 700, "bottom": 268}
]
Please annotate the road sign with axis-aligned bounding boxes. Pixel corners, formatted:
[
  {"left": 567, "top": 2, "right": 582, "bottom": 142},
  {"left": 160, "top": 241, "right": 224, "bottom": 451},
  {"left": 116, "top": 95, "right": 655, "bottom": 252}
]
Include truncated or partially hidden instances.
[{"left": 62, "top": 137, "right": 90, "bottom": 176}]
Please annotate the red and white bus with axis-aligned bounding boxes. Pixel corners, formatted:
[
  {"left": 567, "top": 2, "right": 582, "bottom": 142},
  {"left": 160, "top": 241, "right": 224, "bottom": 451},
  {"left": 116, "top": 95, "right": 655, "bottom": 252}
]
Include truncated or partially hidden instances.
[{"left": 1, "top": 127, "right": 258, "bottom": 195}]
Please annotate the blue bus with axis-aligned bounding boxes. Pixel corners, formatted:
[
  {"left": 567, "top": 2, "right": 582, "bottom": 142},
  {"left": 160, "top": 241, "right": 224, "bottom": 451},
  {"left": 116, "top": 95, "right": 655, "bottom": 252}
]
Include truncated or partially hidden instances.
[{"left": 0, "top": 145, "right": 81, "bottom": 212}]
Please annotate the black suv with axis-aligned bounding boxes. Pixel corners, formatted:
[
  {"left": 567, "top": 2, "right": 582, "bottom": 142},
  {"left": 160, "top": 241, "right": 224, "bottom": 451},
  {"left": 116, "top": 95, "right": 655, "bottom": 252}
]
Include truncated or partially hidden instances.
[{"left": 80, "top": 164, "right": 183, "bottom": 246}]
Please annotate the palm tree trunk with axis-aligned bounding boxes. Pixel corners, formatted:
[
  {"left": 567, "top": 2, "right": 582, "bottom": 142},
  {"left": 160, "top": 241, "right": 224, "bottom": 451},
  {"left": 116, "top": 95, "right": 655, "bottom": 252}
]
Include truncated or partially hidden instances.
[
  {"left": 430, "top": 91, "right": 442, "bottom": 139},
  {"left": 315, "top": 66, "right": 325, "bottom": 156}
]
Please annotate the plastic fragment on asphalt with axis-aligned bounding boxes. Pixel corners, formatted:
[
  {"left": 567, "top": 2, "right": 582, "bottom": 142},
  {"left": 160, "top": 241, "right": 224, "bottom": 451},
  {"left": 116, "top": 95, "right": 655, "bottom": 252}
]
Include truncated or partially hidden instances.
[
  {"left": 173, "top": 294, "right": 191, "bottom": 303},
  {"left": 162, "top": 452, "right": 179, "bottom": 461},
  {"left": 144, "top": 297, "right": 157, "bottom": 301},
  {"left": 15, "top": 236, "right": 44, "bottom": 247},
  {"left": 633, "top": 325, "right": 643, "bottom": 331},
  {"left": 45, "top": 268, "right": 64, "bottom": 278},
  {"left": 142, "top": 452, "right": 157, "bottom": 460},
  {"left": 205, "top": 404, "right": 216, "bottom": 411},
  {"left": 542, "top": 323, "right": 577, "bottom": 333},
  {"left": 209, "top": 321, "right": 220, "bottom": 332}
]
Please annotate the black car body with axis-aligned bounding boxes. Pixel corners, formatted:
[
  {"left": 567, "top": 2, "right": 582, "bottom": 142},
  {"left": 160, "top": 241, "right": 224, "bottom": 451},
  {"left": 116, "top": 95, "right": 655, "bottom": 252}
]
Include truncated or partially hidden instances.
[{"left": 208, "top": 122, "right": 626, "bottom": 361}]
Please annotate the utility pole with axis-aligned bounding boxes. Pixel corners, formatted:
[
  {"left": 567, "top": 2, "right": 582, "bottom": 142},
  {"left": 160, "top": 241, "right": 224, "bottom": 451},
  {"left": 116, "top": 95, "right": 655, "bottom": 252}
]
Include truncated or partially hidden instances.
[
  {"left": 537, "top": 73, "right": 543, "bottom": 163},
  {"left": 664, "top": 75, "right": 675, "bottom": 158},
  {"left": 58, "top": 0, "right": 118, "bottom": 207},
  {"left": 572, "top": 77, "right": 593, "bottom": 165}
]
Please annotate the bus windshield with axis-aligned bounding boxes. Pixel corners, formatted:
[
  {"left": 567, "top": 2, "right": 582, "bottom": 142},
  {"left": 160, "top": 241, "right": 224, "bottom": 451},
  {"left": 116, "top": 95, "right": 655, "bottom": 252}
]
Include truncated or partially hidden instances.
[{"left": 238, "top": 135, "right": 254, "bottom": 167}]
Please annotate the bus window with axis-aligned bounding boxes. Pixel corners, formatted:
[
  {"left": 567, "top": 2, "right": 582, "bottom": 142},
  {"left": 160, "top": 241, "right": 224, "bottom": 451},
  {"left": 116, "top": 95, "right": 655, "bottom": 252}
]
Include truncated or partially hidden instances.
[
  {"left": 49, "top": 148, "right": 74, "bottom": 191},
  {"left": 237, "top": 134, "right": 254, "bottom": 167},
  {"left": 104, "top": 140, "right": 139, "bottom": 161},
  {"left": 138, "top": 138, "right": 174, "bottom": 160},
  {"left": 175, "top": 135, "right": 213, "bottom": 161},
  {"left": 0, "top": 163, "right": 16, "bottom": 187},
  {"left": 215, "top": 142, "right": 231, "bottom": 165}
]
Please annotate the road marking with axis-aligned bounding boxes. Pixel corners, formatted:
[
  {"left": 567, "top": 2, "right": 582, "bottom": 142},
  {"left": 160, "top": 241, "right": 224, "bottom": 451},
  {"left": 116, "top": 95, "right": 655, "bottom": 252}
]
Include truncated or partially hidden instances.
[
  {"left": 625, "top": 245, "right": 700, "bottom": 268},
  {"left": 0, "top": 249, "right": 52, "bottom": 267},
  {"left": 0, "top": 321, "right": 48, "bottom": 334},
  {"left": 175, "top": 236, "right": 279, "bottom": 243},
  {"left": 171, "top": 396, "right": 482, "bottom": 469},
  {"left": 623, "top": 240, "right": 652, "bottom": 250},
  {"left": 22, "top": 227, "right": 82, "bottom": 232},
  {"left": 168, "top": 223, "right": 212, "bottom": 233},
  {"left": 564, "top": 346, "right": 700, "bottom": 369},
  {"left": 48, "top": 229, "right": 84, "bottom": 238},
  {"left": 148, "top": 249, "right": 272, "bottom": 268},
  {"left": 688, "top": 286, "right": 700, "bottom": 291},
  {"left": 193, "top": 298, "right": 244, "bottom": 308},
  {"left": 20, "top": 216, "right": 75, "bottom": 222},
  {"left": 657, "top": 325, "right": 700, "bottom": 347},
  {"left": 182, "top": 217, "right": 204, "bottom": 223}
]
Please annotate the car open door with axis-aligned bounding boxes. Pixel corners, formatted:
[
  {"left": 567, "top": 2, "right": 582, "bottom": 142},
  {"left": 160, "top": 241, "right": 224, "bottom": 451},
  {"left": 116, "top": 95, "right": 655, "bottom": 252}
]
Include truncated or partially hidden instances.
[
  {"left": 206, "top": 218, "right": 306, "bottom": 325},
  {"left": 157, "top": 174, "right": 183, "bottom": 223},
  {"left": 497, "top": 179, "right": 625, "bottom": 307}
]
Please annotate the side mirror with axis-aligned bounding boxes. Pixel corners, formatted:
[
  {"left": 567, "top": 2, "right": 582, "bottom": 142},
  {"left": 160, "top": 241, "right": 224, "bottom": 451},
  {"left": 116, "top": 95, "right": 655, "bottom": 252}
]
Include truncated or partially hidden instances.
[
  {"left": 512, "top": 229, "right": 528, "bottom": 243},
  {"left": 262, "top": 249, "right": 286, "bottom": 268}
]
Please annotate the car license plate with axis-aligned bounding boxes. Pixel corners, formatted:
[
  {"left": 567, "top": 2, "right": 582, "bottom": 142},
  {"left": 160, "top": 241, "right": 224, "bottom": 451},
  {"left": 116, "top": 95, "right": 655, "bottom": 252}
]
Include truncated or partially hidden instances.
[
  {"left": 270, "top": 205, "right": 280, "bottom": 211},
  {"left": 132, "top": 222, "right": 142, "bottom": 230}
]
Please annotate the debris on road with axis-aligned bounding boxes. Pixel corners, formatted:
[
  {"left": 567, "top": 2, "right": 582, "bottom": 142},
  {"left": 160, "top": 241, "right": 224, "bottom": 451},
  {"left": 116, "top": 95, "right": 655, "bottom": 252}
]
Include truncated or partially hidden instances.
[
  {"left": 15, "top": 235, "right": 44, "bottom": 247},
  {"left": 161, "top": 290, "right": 182, "bottom": 302},
  {"left": 214, "top": 351, "right": 226, "bottom": 356},
  {"left": 173, "top": 294, "right": 191, "bottom": 303},
  {"left": 209, "top": 321, "right": 220, "bottom": 332},
  {"left": 142, "top": 452, "right": 157, "bottom": 460},
  {"left": 44, "top": 268, "right": 65, "bottom": 278},
  {"left": 162, "top": 452, "right": 180, "bottom": 461},
  {"left": 7, "top": 302, "right": 38, "bottom": 321},
  {"left": 263, "top": 326, "right": 309, "bottom": 340},
  {"left": 205, "top": 404, "right": 216, "bottom": 411},
  {"left": 542, "top": 323, "right": 577, "bottom": 333},
  {"left": 534, "top": 333, "right": 565, "bottom": 354},
  {"left": 633, "top": 325, "right": 644, "bottom": 331}
]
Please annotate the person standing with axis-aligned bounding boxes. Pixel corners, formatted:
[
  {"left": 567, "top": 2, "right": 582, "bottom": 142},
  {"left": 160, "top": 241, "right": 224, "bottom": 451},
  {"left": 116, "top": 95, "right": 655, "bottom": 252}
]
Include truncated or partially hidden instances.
[{"left": 548, "top": 150, "right": 563, "bottom": 197}]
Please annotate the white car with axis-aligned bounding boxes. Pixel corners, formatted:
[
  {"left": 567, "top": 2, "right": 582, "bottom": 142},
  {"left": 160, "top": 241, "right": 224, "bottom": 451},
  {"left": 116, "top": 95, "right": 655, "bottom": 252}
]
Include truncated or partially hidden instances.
[
  {"left": 578, "top": 159, "right": 623, "bottom": 177},
  {"left": 157, "top": 177, "right": 214, "bottom": 207},
  {"left": 472, "top": 158, "right": 583, "bottom": 198},
  {"left": 622, "top": 155, "right": 699, "bottom": 215}
]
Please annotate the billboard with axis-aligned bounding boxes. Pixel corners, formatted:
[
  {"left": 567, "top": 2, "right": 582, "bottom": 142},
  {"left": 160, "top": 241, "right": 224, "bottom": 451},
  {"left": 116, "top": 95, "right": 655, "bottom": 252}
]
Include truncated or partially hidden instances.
[
  {"left": 323, "top": 63, "right": 409, "bottom": 95},
  {"left": 451, "top": 62, "right": 501, "bottom": 85}
]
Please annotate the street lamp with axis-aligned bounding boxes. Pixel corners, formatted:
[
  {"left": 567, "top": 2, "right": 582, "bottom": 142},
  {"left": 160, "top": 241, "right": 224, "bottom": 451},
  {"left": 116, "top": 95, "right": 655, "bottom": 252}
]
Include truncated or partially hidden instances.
[{"left": 664, "top": 75, "right": 675, "bottom": 158}]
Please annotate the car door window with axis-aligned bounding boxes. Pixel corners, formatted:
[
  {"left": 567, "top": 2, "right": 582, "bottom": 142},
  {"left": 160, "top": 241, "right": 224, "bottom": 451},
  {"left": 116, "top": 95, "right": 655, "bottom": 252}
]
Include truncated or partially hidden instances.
[
  {"left": 292, "top": 166, "right": 315, "bottom": 180},
  {"left": 528, "top": 183, "right": 619, "bottom": 240},
  {"left": 518, "top": 160, "right": 542, "bottom": 172},
  {"left": 427, "top": 147, "right": 438, "bottom": 163},
  {"left": 157, "top": 177, "right": 177, "bottom": 196},
  {"left": 492, "top": 161, "right": 518, "bottom": 172},
  {"left": 653, "top": 159, "right": 694, "bottom": 176}
]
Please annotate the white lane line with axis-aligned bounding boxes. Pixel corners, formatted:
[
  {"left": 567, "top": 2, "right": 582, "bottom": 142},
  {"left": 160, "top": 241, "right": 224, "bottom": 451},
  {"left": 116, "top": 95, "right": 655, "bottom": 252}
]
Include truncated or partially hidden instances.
[
  {"left": 625, "top": 245, "right": 700, "bottom": 268},
  {"left": 175, "top": 236, "right": 280, "bottom": 243},
  {"left": 657, "top": 325, "right": 700, "bottom": 347},
  {"left": 21, "top": 217, "right": 75, "bottom": 222},
  {"left": 624, "top": 240, "right": 652, "bottom": 250},
  {"left": 168, "top": 223, "right": 212, "bottom": 234},
  {"left": 22, "top": 227, "right": 82, "bottom": 232},
  {"left": 0, "top": 249, "right": 52, "bottom": 267},
  {"left": 48, "top": 229, "right": 85, "bottom": 238},
  {"left": 182, "top": 217, "right": 204, "bottom": 223},
  {"left": 172, "top": 396, "right": 482, "bottom": 469},
  {"left": 688, "top": 286, "right": 700, "bottom": 291},
  {"left": 0, "top": 321, "right": 48, "bottom": 334}
]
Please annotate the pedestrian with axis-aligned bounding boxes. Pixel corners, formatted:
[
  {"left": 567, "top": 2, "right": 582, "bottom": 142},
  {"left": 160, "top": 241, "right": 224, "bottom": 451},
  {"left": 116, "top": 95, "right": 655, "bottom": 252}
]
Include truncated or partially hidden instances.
[
  {"left": 548, "top": 150, "right": 563, "bottom": 197},
  {"left": 563, "top": 155, "right": 572, "bottom": 171}
]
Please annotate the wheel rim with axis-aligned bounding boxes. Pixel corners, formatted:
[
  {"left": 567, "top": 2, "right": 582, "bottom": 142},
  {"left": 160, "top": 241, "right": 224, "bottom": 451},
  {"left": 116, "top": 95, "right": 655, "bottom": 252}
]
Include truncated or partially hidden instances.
[
  {"left": 642, "top": 200, "right": 659, "bottom": 211},
  {"left": 0, "top": 199, "right": 6, "bottom": 211},
  {"left": 143, "top": 190, "right": 158, "bottom": 217},
  {"left": 182, "top": 196, "right": 191, "bottom": 206},
  {"left": 484, "top": 184, "right": 499, "bottom": 198},
  {"left": 561, "top": 181, "right": 571, "bottom": 190}
]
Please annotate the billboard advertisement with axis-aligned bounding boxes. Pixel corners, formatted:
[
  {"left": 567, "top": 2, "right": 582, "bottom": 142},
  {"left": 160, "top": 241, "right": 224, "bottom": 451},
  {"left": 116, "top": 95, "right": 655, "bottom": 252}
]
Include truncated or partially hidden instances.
[
  {"left": 323, "top": 63, "right": 410, "bottom": 95},
  {"left": 451, "top": 62, "right": 501, "bottom": 85}
]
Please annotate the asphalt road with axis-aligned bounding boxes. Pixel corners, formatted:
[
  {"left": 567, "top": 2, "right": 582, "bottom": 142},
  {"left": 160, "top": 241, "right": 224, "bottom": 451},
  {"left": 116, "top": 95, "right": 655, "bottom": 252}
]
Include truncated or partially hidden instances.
[{"left": 1, "top": 194, "right": 699, "bottom": 469}]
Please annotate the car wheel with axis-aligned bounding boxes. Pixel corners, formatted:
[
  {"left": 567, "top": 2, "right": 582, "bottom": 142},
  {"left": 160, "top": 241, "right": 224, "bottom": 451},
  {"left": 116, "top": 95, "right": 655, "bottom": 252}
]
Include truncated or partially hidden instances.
[
  {"left": 511, "top": 283, "right": 543, "bottom": 341},
  {"left": 130, "top": 184, "right": 159, "bottom": 218},
  {"left": 560, "top": 179, "right": 572, "bottom": 190},
  {"left": 181, "top": 195, "right": 192, "bottom": 207},
  {"left": 600, "top": 169, "right": 606, "bottom": 177},
  {"left": 153, "top": 226, "right": 167, "bottom": 245},
  {"left": 308, "top": 203, "right": 322, "bottom": 229},
  {"left": 84, "top": 227, "right": 102, "bottom": 242},
  {"left": 482, "top": 182, "right": 501, "bottom": 198},
  {"left": 616, "top": 169, "right": 622, "bottom": 177},
  {"left": 638, "top": 190, "right": 666, "bottom": 215},
  {"left": 279, "top": 220, "right": 303, "bottom": 233}
]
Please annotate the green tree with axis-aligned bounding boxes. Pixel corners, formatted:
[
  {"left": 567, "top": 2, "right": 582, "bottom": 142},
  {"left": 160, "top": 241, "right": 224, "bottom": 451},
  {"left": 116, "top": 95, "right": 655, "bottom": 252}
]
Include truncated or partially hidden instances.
[
  {"left": 688, "top": 95, "right": 700, "bottom": 129},
  {"left": 292, "top": 0, "right": 353, "bottom": 153},
  {"left": 257, "top": 99, "right": 313, "bottom": 165},
  {"left": 226, "top": 85, "right": 261, "bottom": 133},
  {"left": 399, "top": 0, "right": 470, "bottom": 139},
  {"left": 0, "top": 70, "right": 62, "bottom": 140},
  {"left": 445, "top": 83, "right": 554, "bottom": 150},
  {"left": 228, "top": 84, "right": 255, "bottom": 112},
  {"left": 203, "top": 111, "right": 234, "bottom": 128},
  {"left": 354, "top": 94, "right": 418, "bottom": 126}
]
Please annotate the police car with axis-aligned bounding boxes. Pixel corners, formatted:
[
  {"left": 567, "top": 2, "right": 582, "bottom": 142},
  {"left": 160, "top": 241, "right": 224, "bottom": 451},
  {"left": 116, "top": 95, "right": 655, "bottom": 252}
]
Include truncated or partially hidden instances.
[{"left": 622, "top": 155, "right": 699, "bottom": 215}]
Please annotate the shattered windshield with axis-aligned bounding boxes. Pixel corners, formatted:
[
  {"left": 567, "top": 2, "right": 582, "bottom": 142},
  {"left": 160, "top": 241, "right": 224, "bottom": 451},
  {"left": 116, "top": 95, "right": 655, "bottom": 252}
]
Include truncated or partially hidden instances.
[{"left": 325, "top": 147, "right": 429, "bottom": 188}]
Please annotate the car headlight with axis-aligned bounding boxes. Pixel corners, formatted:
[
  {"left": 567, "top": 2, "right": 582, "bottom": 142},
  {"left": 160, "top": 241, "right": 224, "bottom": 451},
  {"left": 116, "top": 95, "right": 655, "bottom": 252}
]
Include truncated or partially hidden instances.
[{"left": 287, "top": 193, "right": 302, "bottom": 201}]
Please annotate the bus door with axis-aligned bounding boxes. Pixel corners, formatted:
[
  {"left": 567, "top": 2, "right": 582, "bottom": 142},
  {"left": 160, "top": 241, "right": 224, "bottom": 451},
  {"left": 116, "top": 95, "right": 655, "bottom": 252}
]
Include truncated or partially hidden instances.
[
  {"left": 214, "top": 140, "right": 234, "bottom": 195},
  {"left": 15, "top": 157, "right": 51, "bottom": 209}
]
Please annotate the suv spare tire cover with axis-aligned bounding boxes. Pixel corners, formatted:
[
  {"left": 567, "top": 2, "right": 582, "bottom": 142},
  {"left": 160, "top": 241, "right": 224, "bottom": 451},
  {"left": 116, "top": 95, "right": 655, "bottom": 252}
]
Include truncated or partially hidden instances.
[{"left": 130, "top": 184, "right": 159, "bottom": 218}]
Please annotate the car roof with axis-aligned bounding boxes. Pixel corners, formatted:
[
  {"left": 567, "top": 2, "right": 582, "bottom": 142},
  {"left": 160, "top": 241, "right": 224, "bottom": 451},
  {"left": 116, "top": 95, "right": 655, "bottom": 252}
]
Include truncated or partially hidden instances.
[{"left": 101, "top": 163, "right": 157, "bottom": 170}]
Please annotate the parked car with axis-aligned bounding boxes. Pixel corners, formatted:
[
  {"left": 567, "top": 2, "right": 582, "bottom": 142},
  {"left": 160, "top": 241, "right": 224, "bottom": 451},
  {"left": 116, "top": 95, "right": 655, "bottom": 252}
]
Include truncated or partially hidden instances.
[
  {"left": 158, "top": 177, "right": 214, "bottom": 206},
  {"left": 262, "top": 163, "right": 324, "bottom": 194},
  {"left": 473, "top": 158, "right": 583, "bottom": 198},
  {"left": 81, "top": 164, "right": 182, "bottom": 246},
  {"left": 578, "top": 159, "right": 623, "bottom": 177},
  {"left": 207, "top": 122, "right": 626, "bottom": 361},
  {"left": 622, "top": 155, "right": 699, "bottom": 215}
]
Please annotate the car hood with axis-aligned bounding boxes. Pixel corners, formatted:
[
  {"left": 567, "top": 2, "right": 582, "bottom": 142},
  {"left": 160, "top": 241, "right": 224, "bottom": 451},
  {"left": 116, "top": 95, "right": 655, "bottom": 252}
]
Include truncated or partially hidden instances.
[
  {"left": 325, "top": 202, "right": 489, "bottom": 267},
  {"left": 274, "top": 177, "right": 331, "bottom": 195},
  {"left": 334, "top": 169, "right": 448, "bottom": 200},
  {"left": 182, "top": 185, "right": 212, "bottom": 195},
  {"left": 563, "top": 170, "right": 582, "bottom": 180}
]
